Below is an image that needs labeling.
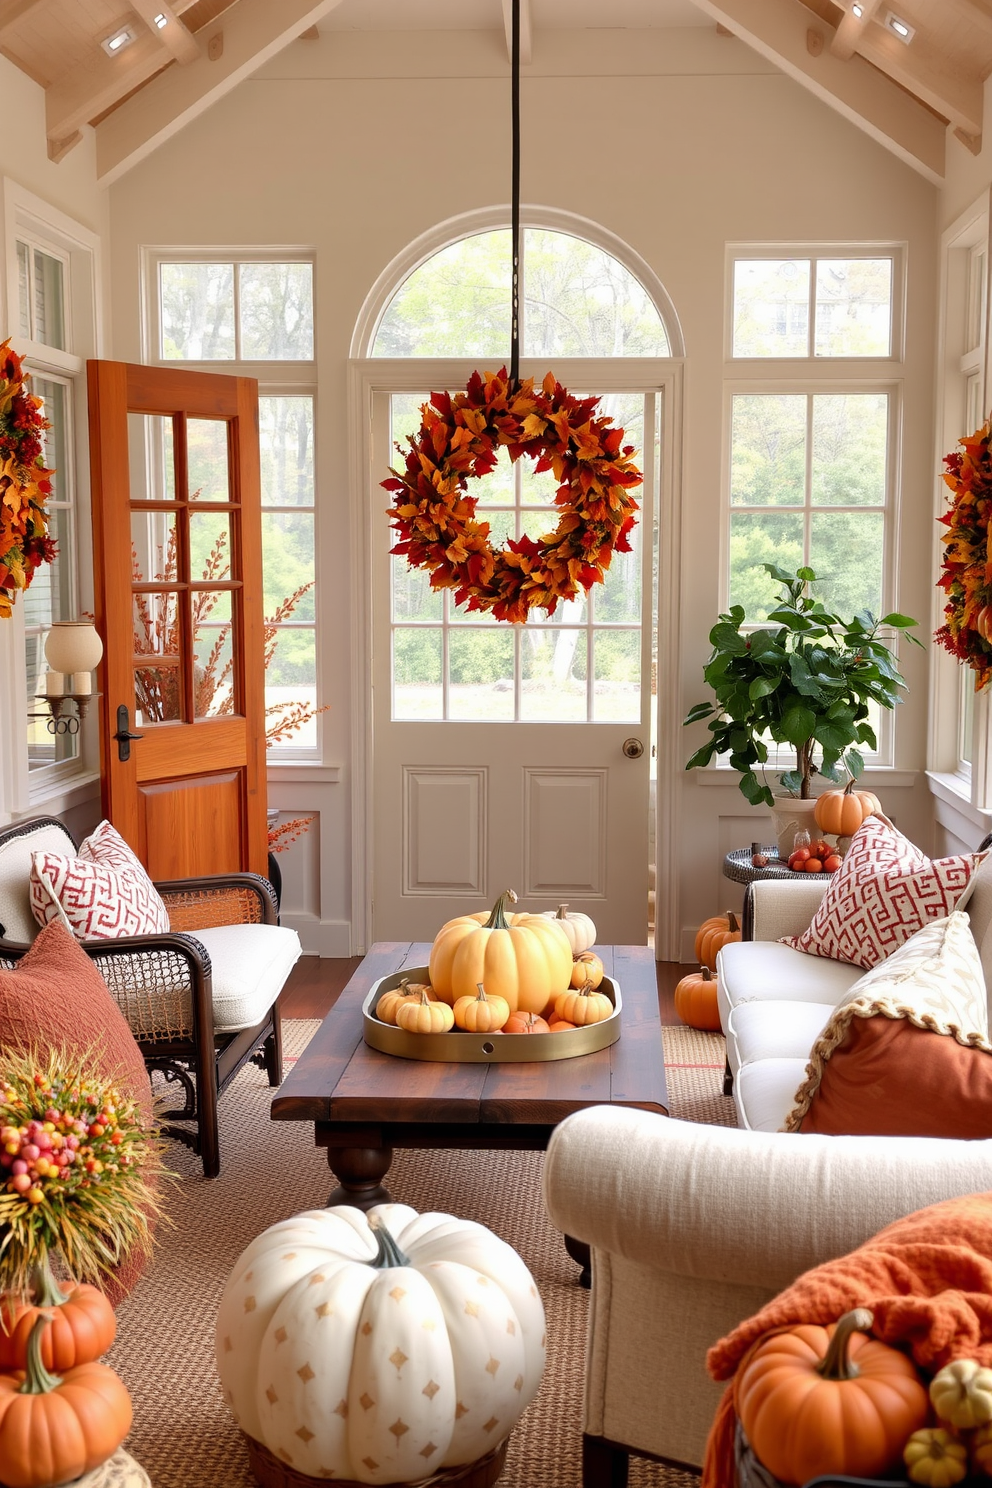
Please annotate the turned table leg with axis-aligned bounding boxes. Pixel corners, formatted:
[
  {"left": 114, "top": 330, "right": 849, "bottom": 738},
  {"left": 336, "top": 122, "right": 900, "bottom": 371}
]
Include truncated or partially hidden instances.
[{"left": 325, "top": 1144, "right": 394, "bottom": 1210}]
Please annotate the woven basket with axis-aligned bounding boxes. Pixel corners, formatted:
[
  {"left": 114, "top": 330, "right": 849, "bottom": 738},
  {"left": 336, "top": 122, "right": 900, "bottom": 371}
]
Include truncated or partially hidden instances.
[
  {"left": 734, "top": 1422, "right": 913, "bottom": 1487},
  {"left": 243, "top": 1434, "right": 508, "bottom": 1488}
]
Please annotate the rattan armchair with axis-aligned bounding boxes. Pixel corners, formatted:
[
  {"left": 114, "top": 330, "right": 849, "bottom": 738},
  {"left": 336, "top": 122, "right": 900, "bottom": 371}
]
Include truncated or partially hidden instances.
[{"left": 0, "top": 816, "right": 302, "bottom": 1178}]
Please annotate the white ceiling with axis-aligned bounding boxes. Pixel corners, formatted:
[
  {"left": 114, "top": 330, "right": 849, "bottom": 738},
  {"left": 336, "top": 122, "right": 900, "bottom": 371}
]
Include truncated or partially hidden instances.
[{"left": 322, "top": 0, "right": 713, "bottom": 32}]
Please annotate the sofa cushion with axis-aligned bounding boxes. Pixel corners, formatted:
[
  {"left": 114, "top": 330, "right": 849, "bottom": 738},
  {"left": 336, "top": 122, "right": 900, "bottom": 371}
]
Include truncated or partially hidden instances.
[
  {"left": 781, "top": 815, "right": 984, "bottom": 970},
  {"left": 0, "top": 821, "right": 75, "bottom": 943},
  {"left": 783, "top": 912, "right": 989, "bottom": 1136},
  {"left": 193, "top": 923, "right": 302, "bottom": 1031},
  {"left": 30, "top": 820, "right": 170, "bottom": 941},
  {"left": 728, "top": 1000, "right": 837, "bottom": 1067},
  {"left": 717, "top": 940, "right": 862, "bottom": 1033},
  {"left": 735, "top": 1059, "right": 811, "bottom": 1133}
]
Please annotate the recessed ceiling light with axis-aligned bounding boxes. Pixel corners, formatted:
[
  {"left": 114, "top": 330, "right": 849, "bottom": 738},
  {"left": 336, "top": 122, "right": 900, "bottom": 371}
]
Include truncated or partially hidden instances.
[
  {"left": 153, "top": 12, "right": 168, "bottom": 26},
  {"left": 101, "top": 24, "right": 136, "bottom": 55},
  {"left": 851, "top": 3, "right": 863, "bottom": 15},
  {"left": 884, "top": 10, "right": 915, "bottom": 41}
]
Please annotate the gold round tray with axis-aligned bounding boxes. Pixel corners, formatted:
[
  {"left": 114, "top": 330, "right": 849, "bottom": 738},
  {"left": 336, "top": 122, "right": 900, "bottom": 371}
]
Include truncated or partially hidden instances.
[{"left": 362, "top": 967, "right": 622, "bottom": 1063}]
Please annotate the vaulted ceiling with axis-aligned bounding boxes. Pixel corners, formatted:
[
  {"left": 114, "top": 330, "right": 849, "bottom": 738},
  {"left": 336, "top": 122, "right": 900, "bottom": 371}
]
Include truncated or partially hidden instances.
[{"left": 2, "top": 0, "right": 990, "bottom": 184}]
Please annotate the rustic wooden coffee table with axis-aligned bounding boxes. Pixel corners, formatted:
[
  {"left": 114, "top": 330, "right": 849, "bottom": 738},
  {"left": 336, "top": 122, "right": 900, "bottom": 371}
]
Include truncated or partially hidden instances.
[{"left": 272, "top": 942, "right": 668, "bottom": 1242}]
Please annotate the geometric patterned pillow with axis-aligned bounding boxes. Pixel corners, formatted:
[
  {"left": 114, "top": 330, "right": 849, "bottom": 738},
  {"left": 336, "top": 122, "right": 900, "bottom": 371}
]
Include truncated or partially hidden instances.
[
  {"left": 29, "top": 819, "right": 170, "bottom": 940},
  {"left": 782, "top": 911, "right": 990, "bottom": 1133},
  {"left": 780, "top": 814, "right": 985, "bottom": 970}
]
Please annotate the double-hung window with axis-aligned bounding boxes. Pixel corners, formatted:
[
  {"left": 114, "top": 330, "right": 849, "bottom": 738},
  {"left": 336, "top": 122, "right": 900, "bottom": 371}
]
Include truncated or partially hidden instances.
[
  {"left": 145, "top": 254, "right": 318, "bottom": 752},
  {"left": 725, "top": 246, "right": 903, "bottom": 767}
]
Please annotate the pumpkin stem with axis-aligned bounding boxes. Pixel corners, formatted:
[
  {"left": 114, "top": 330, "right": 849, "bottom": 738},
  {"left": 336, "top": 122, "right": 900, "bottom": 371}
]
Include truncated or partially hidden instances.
[
  {"left": 700, "top": 967, "right": 713, "bottom": 982},
  {"left": 555, "top": 904, "right": 569, "bottom": 919},
  {"left": 29, "top": 1255, "right": 67, "bottom": 1310},
  {"left": 815, "top": 1308, "right": 874, "bottom": 1382},
  {"left": 727, "top": 912, "right": 740, "bottom": 934},
  {"left": 485, "top": 889, "right": 518, "bottom": 931},
  {"left": 476, "top": 983, "right": 488, "bottom": 1002},
  {"left": 367, "top": 1214, "right": 411, "bottom": 1270},
  {"left": 19, "top": 1315, "right": 62, "bottom": 1396}
]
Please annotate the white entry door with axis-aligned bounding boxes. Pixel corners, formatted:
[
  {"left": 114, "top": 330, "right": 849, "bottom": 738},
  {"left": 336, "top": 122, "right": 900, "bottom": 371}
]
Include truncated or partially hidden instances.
[{"left": 369, "top": 368, "right": 659, "bottom": 946}]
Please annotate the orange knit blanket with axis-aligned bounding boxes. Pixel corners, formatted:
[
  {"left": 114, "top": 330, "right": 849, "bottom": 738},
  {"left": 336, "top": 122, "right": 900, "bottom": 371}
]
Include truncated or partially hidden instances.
[{"left": 703, "top": 1192, "right": 992, "bottom": 1488}]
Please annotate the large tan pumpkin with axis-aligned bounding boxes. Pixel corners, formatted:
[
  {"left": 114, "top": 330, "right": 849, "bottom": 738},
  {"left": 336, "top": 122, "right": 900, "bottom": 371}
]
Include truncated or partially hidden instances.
[
  {"left": 215, "top": 1203, "right": 546, "bottom": 1485},
  {"left": 428, "top": 890, "right": 572, "bottom": 1014}
]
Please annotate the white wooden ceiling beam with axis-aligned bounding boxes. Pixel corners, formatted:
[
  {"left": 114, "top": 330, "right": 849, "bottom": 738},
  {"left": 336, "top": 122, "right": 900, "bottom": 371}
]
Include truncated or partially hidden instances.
[
  {"left": 501, "top": 0, "right": 533, "bottom": 66},
  {"left": 128, "top": 0, "right": 200, "bottom": 65},
  {"left": 94, "top": 0, "right": 347, "bottom": 184},
  {"left": 687, "top": 0, "right": 944, "bottom": 182},
  {"left": 831, "top": 0, "right": 882, "bottom": 62},
  {"left": 45, "top": 31, "right": 173, "bottom": 153},
  {"left": 854, "top": 24, "right": 983, "bottom": 138}
]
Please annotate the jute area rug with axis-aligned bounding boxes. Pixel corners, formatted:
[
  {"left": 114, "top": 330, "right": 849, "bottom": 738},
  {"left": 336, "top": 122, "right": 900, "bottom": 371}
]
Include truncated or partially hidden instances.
[{"left": 108, "top": 1022, "right": 735, "bottom": 1488}]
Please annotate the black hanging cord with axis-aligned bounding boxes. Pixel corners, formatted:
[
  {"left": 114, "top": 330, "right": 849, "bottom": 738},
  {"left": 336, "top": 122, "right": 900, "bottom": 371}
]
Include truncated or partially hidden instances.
[{"left": 509, "top": 0, "right": 521, "bottom": 391}]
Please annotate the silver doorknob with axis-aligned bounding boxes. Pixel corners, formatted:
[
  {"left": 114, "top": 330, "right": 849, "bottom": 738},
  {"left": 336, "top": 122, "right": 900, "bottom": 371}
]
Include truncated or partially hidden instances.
[{"left": 622, "top": 737, "right": 644, "bottom": 759}]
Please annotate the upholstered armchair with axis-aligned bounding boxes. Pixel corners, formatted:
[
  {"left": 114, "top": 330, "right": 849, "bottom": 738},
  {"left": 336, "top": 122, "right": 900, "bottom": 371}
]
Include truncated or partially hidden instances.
[{"left": 0, "top": 815, "right": 301, "bottom": 1178}]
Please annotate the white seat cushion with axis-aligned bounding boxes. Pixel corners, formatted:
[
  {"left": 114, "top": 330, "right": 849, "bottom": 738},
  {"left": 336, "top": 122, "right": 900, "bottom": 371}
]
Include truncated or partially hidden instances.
[
  {"left": 193, "top": 923, "right": 302, "bottom": 1032},
  {"left": 735, "top": 1058, "right": 810, "bottom": 1132},
  {"left": 717, "top": 940, "right": 862, "bottom": 1031},
  {"left": 726, "top": 1000, "right": 836, "bottom": 1074}
]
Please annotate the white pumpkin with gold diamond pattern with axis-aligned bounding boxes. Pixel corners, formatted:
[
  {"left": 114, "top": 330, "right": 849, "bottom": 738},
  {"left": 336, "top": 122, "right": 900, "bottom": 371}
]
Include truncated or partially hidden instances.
[{"left": 215, "top": 1202, "right": 546, "bottom": 1485}]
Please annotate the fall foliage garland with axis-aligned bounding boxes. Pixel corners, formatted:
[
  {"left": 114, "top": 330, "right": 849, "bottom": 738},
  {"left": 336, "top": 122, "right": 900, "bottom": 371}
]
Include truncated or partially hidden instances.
[
  {"left": 935, "top": 415, "right": 992, "bottom": 689},
  {"left": 0, "top": 339, "right": 56, "bottom": 620},
  {"left": 384, "top": 366, "right": 643, "bottom": 623}
]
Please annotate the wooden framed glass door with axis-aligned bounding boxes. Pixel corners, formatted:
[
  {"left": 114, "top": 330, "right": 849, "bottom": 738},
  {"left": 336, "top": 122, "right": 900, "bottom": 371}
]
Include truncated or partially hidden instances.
[{"left": 87, "top": 361, "right": 267, "bottom": 879}]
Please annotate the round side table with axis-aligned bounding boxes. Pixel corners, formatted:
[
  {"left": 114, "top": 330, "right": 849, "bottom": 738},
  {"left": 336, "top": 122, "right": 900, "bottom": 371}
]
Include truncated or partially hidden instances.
[{"left": 723, "top": 847, "right": 832, "bottom": 886}]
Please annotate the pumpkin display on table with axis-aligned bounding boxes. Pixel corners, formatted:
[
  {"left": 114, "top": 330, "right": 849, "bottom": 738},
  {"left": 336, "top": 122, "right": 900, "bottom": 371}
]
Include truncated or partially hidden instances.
[
  {"left": 539, "top": 904, "right": 597, "bottom": 955},
  {"left": 813, "top": 780, "right": 883, "bottom": 838},
  {"left": 0, "top": 1315, "right": 133, "bottom": 1488},
  {"left": 428, "top": 889, "right": 572, "bottom": 1014},
  {"left": 694, "top": 912, "right": 741, "bottom": 972},
  {"left": 215, "top": 1203, "right": 546, "bottom": 1486},
  {"left": 735, "top": 1308, "right": 930, "bottom": 1485},
  {"left": 673, "top": 966, "right": 721, "bottom": 1032}
]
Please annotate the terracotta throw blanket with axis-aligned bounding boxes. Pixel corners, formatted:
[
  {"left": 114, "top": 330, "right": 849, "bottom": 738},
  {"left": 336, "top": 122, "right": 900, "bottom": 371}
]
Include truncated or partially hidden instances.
[{"left": 703, "top": 1193, "right": 992, "bottom": 1488}]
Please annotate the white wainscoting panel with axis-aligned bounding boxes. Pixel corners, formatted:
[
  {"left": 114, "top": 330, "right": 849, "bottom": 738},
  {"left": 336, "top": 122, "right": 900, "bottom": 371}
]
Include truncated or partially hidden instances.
[
  {"left": 523, "top": 768, "right": 606, "bottom": 897},
  {"left": 402, "top": 767, "right": 487, "bottom": 894}
]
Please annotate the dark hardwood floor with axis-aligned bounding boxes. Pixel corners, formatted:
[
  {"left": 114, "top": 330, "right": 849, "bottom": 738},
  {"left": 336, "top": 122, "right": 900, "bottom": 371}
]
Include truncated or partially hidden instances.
[{"left": 278, "top": 955, "right": 687, "bottom": 1025}]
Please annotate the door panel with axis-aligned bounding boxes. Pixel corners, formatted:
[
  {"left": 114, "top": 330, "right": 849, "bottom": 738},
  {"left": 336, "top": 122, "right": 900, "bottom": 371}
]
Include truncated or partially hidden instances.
[
  {"left": 88, "top": 361, "right": 267, "bottom": 879},
  {"left": 372, "top": 381, "right": 656, "bottom": 945}
]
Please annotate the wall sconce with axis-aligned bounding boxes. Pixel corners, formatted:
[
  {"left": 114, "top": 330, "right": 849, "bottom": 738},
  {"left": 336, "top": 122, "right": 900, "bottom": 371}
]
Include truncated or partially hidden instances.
[{"left": 33, "top": 621, "right": 104, "bottom": 735}]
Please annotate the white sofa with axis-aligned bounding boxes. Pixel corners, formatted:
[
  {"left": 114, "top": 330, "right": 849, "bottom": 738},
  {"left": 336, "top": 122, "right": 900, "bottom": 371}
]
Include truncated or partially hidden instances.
[
  {"left": 543, "top": 1110, "right": 992, "bottom": 1483},
  {"left": 717, "top": 854, "right": 992, "bottom": 1131}
]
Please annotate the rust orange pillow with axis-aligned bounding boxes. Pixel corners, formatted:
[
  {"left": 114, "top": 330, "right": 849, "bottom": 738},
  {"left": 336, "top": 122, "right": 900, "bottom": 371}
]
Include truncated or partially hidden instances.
[{"left": 0, "top": 920, "right": 154, "bottom": 1301}]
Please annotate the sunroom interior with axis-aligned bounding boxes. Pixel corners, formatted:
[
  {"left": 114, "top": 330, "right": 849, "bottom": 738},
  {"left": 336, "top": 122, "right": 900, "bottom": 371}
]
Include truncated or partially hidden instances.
[{"left": 4, "top": 0, "right": 992, "bottom": 1484}]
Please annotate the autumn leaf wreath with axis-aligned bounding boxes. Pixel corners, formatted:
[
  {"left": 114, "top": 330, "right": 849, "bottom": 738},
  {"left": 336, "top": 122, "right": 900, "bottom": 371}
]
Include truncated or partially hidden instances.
[{"left": 383, "top": 367, "right": 643, "bottom": 624}]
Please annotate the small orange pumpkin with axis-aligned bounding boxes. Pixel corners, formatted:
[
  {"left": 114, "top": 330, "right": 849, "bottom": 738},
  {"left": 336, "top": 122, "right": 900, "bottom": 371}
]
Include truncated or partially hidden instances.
[
  {"left": 0, "top": 1316, "right": 133, "bottom": 1488},
  {"left": 673, "top": 966, "right": 721, "bottom": 1032},
  {"left": 452, "top": 983, "right": 510, "bottom": 1033},
  {"left": 555, "top": 983, "right": 613, "bottom": 1027},
  {"left": 735, "top": 1308, "right": 930, "bottom": 1486},
  {"left": 694, "top": 911, "right": 741, "bottom": 972},
  {"left": 569, "top": 951, "right": 604, "bottom": 990},
  {"left": 375, "top": 978, "right": 436, "bottom": 1026},
  {"left": 549, "top": 1019, "right": 576, "bottom": 1033},
  {"left": 503, "top": 1012, "right": 551, "bottom": 1034},
  {"left": 0, "top": 1260, "right": 116, "bottom": 1372},
  {"left": 813, "top": 781, "right": 882, "bottom": 838},
  {"left": 395, "top": 989, "right": 455, "bottom": 1035}
]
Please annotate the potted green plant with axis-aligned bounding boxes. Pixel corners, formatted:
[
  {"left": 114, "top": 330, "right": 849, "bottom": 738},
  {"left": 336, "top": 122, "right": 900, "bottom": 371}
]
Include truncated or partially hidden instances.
[{"left": 683, "top": 565, "right": 921, "bottom": 854}]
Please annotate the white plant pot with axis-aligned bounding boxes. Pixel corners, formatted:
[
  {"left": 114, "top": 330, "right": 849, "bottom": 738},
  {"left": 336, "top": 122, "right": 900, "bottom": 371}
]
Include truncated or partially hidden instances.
[{"left": 769, "top": 796, "right": 821, "bottom": 859}]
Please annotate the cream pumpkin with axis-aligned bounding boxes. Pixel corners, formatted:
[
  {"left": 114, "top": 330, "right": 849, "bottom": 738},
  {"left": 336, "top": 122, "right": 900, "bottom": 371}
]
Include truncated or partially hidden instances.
[
  {"left": 540, "top": 904, "right": 597, "bottom": 955},
  {"left": 428, "top": 890, "right": 572, "bottom": 1014},
  {"left": 215, "top": 1204, "right": 546, "bottom": 1485}
]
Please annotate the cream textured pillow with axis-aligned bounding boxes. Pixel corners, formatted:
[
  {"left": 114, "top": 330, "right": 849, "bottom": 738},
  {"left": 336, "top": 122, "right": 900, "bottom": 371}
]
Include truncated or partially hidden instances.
[
  {"left": 780, "top": 815, "right": 984, "bottom": 969},
  {"left": 783, "top": 911, "right": 989, "bottom": 1133}
]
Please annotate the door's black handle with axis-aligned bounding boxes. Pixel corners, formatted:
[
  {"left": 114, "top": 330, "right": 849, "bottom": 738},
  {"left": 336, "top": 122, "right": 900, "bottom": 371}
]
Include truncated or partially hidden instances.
[{"left": 114, "top": 704, "right": 143, "bottom": 762}]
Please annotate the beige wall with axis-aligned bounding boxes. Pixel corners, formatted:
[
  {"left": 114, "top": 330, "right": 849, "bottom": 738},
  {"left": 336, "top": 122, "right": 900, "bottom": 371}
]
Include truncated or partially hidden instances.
[{"left": 103, "top": 24, "right": 941, "bottom": 956}]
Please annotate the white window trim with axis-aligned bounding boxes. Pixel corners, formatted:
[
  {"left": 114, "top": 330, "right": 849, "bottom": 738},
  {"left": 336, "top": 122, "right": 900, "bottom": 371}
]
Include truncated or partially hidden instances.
[
  {"left": 724, "top": 241, "right": 907, "bottom": 364},
  {"left": 929, "top": 194, "right": 992, "bottom": 813},
  {"left": 141, "top": 247, "right": 320, "bottom": 761},
  {"left": 0, "top": 180, "right": 103, "bottom": 820}
]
